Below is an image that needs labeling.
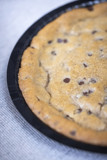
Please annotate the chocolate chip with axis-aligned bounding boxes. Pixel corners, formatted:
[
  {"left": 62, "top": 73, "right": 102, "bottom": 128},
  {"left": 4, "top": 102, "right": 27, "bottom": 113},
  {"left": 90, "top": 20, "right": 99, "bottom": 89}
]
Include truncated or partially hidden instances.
[
  {"left": 24, "top": 76, "right": 28, "bottom": 79},
  {"left": 75, "top": 108, "right": 82, "bottom": 114},
  {"left": 57, "top": 38, "right": 63, "bottom": 43},
  {"left": 70, "top": 130, "right": 76, "bottom": 136},
  {"left": 64, "top": 115, "right": 70, "bottom": 119},
  {"left": 100, "top": 48, "right": 103, "bottom": 52},
  {"left": 30, "top": 52, "right": 34, "bottom": 54},
  {"left": 89, "top": 90, "right": 93, "bottom": 94},
  {"left": 90, "top": 78, "right": 96, "bottom": 83},
  {"left": 99, "top": 38, "right": 103, "bottom": 41},
  {"left": 105, "top": 30, "right": 107, "bottom": 32},
  {"left": 96, "top": 38, "right": 103, "bottom": 41},
  {"left": 51, "top": 51, "right": 56, "bottom": 55},
  {"left": 92, "top": 30, "right": 97, "bottom": 34},
  {"left": 63, "top": 78, "right": 70, "bottom": 83},
  {"left": 83, "top": 90, "right": 93, "bottom": 96},
  {"left": 83, "top": 63, "right": 88, "bottom": 67},
  {"left": 88, "top": 52, "right": 92, "bottom": 56},
  {"left": 87, "top": 110, "right": 92, "bottom": 115},
  {"left": 63, "top": 39, "right": 68, "bottom": 43},
  {"left": 36, "top": 97, "right": 40, "bottom": 101},
  {"left": 31, "top": 46, "right": 35, "bottom": 49},
  {"left": 57, "top": 38, "right": 68, "bottom": 43},
  {"left": 65, "top": 114, "right": 69, "bottom": 118},
  {"left": 78, "top": 108, "right": 82, "bottom": 113},
  {"left": 48, "top": 40, "right": 52, "bottom": 44},
  {"left": 83, "top": 91, "right": 88, "bottom": 96},
  {"left": 98, "top": 103, "right": 104, "bottom": 107},
  {"left": 39, "top": 61, "right": 41, "bottom": 67},
  {"left": 87, "top": 6, "right": 93, "bottom": 11},
  {"left": 78, "top": 81, "right": 84, "bottom": 85}
]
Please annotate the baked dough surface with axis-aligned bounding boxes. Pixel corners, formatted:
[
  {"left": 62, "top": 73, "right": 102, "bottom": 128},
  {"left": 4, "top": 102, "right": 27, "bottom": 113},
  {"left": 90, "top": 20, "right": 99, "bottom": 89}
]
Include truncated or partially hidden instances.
[{"left": 18, "top": 2, "right": 107, "bottom": 146}]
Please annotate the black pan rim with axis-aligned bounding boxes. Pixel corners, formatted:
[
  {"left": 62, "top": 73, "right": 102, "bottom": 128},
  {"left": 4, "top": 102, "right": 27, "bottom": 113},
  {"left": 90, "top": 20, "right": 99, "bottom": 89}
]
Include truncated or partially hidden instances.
[{"left": 7, "top": 0, "right": 107, "bottom": 154}]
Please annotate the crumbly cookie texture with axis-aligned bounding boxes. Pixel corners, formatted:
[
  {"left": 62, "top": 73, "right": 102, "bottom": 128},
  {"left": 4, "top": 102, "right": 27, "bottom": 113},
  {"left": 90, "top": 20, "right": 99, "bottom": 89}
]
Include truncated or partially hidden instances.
[{"left": 18, "top": 2, "right": 107, "bottom": 146}]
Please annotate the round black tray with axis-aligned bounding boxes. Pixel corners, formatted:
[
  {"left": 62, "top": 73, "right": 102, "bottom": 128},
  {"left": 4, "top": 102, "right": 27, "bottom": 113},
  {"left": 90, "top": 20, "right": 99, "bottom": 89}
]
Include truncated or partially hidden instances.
[{"left": 7, "top": 0, "right": 107, "bottom": 154}]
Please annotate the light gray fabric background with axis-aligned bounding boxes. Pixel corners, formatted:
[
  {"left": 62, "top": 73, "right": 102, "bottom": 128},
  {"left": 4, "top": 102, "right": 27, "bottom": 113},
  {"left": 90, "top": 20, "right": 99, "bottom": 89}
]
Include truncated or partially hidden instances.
[{"left": 0, "top": 0, "right": 107, "bottom": 159}]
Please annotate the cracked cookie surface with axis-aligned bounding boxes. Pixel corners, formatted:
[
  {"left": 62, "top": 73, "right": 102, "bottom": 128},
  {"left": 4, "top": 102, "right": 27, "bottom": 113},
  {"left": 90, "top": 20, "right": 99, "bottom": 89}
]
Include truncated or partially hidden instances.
[{"left": 18, "top": 2, "right": 107, "bottom": 146}]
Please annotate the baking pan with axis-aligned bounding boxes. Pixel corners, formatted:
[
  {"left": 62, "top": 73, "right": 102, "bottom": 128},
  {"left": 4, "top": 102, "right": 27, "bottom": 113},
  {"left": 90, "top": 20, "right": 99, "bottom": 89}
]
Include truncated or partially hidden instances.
[{"left": 7, "top": 0, "right": 107, "bottom": 153}]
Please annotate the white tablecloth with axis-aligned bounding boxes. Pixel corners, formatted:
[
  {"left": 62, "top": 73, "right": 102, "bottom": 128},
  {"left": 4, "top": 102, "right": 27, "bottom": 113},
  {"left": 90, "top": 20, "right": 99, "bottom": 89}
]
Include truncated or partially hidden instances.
[{"left": 0, "top": 0, "right": 107, "bottom": 159}]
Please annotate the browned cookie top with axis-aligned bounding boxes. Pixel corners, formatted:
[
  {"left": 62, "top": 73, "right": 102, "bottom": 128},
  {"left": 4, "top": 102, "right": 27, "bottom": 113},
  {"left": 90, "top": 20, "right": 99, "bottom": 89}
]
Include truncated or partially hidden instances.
[{"left": 18, "top": 2, "right": 107, "bottom": 146}]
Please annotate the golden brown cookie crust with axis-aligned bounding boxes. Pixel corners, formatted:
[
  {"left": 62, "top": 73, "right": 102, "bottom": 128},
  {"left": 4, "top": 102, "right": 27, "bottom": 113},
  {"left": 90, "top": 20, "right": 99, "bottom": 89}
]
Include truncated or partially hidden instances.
[{"left": 18, "top": 2, "right": 107, "bottom": 146}]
